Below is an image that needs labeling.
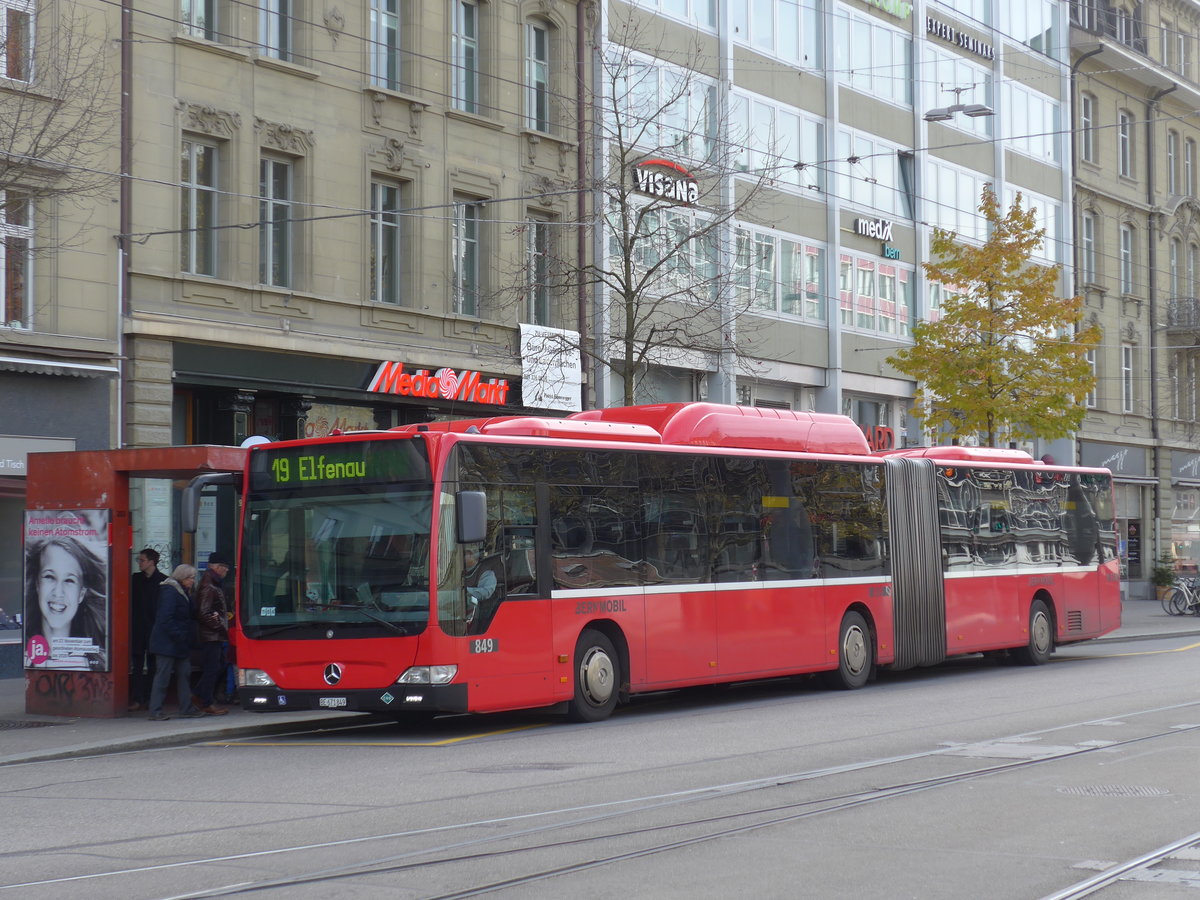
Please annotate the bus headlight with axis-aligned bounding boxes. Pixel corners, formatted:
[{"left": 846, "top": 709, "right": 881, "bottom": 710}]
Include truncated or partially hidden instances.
[
  {"left": 397, "top": 665, "right": 457, "bottom": 685},
  {"left": 238, "top": 668, "right": 277, "bottom": 688}
]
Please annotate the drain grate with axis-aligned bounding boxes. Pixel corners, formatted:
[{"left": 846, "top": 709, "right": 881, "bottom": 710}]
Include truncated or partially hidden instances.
[
  {"left": 0, "top": 719, "right": 68, "bottom": 730},
  {"left": 1057, "top": 784, "right": 1169, "bottom": 798}
]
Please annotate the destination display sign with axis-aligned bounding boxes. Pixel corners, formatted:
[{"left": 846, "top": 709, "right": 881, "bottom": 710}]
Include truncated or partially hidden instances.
[{"left": 250, "top": 439, "right": 430, "bottom": 491}]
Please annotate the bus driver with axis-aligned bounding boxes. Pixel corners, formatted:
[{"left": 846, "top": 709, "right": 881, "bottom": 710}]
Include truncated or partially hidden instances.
[{"left": 464, "top": 544, "right": 497, "bottom": 629}]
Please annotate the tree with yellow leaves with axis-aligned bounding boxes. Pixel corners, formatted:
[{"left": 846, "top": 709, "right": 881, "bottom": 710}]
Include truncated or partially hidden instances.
[{"left": 890, "top": 185, "right": 1099, "bottom": 448}]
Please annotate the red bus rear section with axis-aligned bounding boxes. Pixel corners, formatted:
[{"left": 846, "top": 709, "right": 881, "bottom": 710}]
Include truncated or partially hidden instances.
[{"left": 230, "top": 402, "right": 1121, "bottom": 722}]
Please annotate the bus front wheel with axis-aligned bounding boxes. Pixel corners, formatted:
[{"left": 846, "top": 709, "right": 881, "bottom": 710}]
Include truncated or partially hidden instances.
[
  {"left": 1013, "top": 599, "right": 1053, "bottom": 666},
  {"left": 824, "top": 611, "right": 872, "bottom": 690},
  {"left": 568, "top": 629, "right": 620, "bottom": 722}
]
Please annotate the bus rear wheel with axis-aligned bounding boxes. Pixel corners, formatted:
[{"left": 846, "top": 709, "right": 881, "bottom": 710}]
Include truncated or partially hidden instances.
[
  {"left": 824, "top": 611, "right": 872, "bottom": 690},
  {"left": 1013, "top": 599, "right": 1053, "bottom": 666},
  {"left": 568, "top": 629, "right": 619, "bottom": 722}
]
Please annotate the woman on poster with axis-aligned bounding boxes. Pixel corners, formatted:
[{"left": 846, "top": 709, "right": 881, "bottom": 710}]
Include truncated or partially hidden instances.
[{"left": 23, "top": 536, "right": 108, "bottom": 672}]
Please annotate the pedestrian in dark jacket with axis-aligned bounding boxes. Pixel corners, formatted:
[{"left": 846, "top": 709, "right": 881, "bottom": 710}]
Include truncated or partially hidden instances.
[
  {"left": 147, "top": 565, "right": 203, "bottom": 721},
  {"left": 194, "top": 552, "right": 231, "bottom": 715},
  {"left": 129, "top": 548, "right": 166, "bottom": 711}
]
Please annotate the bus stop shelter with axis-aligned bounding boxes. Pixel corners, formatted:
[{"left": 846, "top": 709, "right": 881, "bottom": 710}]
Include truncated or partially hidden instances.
[{"left": 23, "top": 446, "right": 246, "bottom": 717}]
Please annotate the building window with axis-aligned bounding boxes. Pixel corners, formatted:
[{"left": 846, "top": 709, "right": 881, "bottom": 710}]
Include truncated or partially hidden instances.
[
  {"left": 525, "top": 23, "right": 549, "bottom": 132},
  {"left": 370, "top": 0, "right": 400, "bottom": 89},
  {"left": 615, "top": 53, "right": 717, "bottom": 161},
  {"left": 1185, "top": 355, "right": 1195, "bottom": 422},
  {"left": 1085, "top": 348, "right": 1097, "bottom": 408},
  {"left": 2, "top": 0, "right": 31, "bottom": 80},
  {"left": 730, "top": 0, "right": 821, "bottom": 68},
  {"left": 182, "top": 0, "right": 218, "bottom": 40},
  {"left": 1, "top": 192, "right": 31, "bottom": 327},
  {"left": 836, "top": 128, "right": 909, "bottom": 218},
  {"left": 1000, "top": 81, "right": 1061, "bottom": 162},
  {"left": 1187, "top": 139, "right": 1196, "bottom": 197},
  {"left": 370, "top": 181, "right": 402, "bottom": 305},
  {"left": 1118, "top": 111, "right": 1132, "bottom": 177},
  {"left": 833, "top": 7, "right": 912, "bottom": 106},
  {"left": 926, "top": 158, "right": 989, "bottom": 243},
  {"left": 1121, "top": 343, "right": 1134, "bottom": 413},
  {"left": 180, "top": 140, "right": 218, "bottom": 276},
  {"left": 525, "top": 215, "right": 551, "bottom": 325},
  {"left": 1119, "top": 224, "right": 1134, "bottom": 294},
  {"left": 999, "top": 0, "right": 1061, "bottom": 59},
  {"left": 1115, "top": 6, "right": 1133, "bottom": 45},
  {"left": 1171, "top": 238, "right": 1182, "bottom": 300},
  {"left": 1074, "top": 0, "right": 1099, "bottom": 30},
  {"left": 1169, "top": 129, "right": 1180, "bottom": 194},
  {"left": 1079, "top": 93, "right": 1095, "bottom": 162},
  {"left": 259, "top": 157, "right": 292, "bottom": 287},
  {"left": 1172, "top": 350, "right": 1187, "bottom": 419},
  {"left": 1080, "top": 211, "right": 1096, "bottom": 284},
  {"left": 260, "top": 0, "right": 291, "bottom": 60},
  {"left": 451, "top": 0, "right": 478, "bottom": 113},
  {"left": 1191, "top": 243, "right": 1199, "bottom": 299},
  {"left": 453, "top": 198, "right": 482, "bottom": 315},
  {"left": 1162, "top": 19, "right": 1175, "bottom": 68}
]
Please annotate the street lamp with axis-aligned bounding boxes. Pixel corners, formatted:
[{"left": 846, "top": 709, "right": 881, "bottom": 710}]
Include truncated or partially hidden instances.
[{"left": 924, "top": 86, "right": 994, "bottom": 122}]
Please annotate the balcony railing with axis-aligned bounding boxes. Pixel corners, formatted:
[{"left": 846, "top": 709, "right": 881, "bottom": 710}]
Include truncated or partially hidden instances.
[
  {"left": 1071, "top": 0, "right": 1148, "bottom": 56},
  {"left": 1166, "top": 298, "right": 1200, "bottom": 330}
]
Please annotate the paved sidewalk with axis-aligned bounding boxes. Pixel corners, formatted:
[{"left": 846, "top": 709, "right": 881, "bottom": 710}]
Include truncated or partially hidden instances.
[{"left": 1, "top": 600, "right": 1197, "bottom": 767}]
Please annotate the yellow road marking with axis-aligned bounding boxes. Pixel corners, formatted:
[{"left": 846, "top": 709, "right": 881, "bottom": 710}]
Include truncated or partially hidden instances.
[
  {"left": 1056, "top": 639, "right": 1200, "bottom": 660},
  {"left": 199, "top": 723, "right": 547, "bottom": 748}
]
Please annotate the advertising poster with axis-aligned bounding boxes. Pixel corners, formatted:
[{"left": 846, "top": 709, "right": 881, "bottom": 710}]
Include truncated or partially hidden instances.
[
  {"left": 520, "top": 323, "right": 582, "bottom": 412},
  {"left": 23, "top": 509, "right": 111, "bottom": 672}
]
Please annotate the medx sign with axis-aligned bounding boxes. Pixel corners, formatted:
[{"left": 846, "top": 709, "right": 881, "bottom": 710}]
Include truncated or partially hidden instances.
[{"left": 854, "top": 217, "right": 894, "bottom": 241}]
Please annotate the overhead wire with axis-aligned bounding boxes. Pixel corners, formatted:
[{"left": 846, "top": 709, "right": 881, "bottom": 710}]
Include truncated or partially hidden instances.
[{"left": 19, "top": 0, "right": 1200, "bottom": 341}]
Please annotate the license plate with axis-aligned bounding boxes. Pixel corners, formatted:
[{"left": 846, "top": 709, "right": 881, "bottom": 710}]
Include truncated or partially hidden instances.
[{"left": 318, "top": 697, "right": 347, "bottom": 708}]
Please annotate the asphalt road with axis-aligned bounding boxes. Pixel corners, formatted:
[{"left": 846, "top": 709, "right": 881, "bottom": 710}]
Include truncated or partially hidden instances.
[{"left": 2, "top": 632, "right": 1199, "bottom": 900}]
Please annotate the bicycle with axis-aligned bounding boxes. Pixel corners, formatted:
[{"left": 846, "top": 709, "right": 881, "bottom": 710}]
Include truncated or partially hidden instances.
[{"left": 1161, "top": 577, "right": 1200, "bottom": 616}]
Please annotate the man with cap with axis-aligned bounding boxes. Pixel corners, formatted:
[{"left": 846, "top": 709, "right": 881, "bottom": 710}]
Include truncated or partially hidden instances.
[{"left": 194, "top": 551, "right": 232, "bottom": 715}]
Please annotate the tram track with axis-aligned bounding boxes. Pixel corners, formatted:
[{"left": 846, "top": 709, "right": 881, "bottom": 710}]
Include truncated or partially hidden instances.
[
  {"left": 1042, "top": 831, "right": 1200, "bottom": 899},
  {"left": 165, "top": 717, "right": 1200, "bottom": 899},
  {"left": 8, "top": 698, "right": 1195, "bottom": 900}
]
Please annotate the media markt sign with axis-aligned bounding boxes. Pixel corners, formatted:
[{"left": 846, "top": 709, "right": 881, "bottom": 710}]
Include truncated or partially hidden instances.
[
  {"left": 632, "top": 158, "right": 699, "bottom": 205},
  {"left": 367, "top": 362, "right": 512, "bottom": 406}
]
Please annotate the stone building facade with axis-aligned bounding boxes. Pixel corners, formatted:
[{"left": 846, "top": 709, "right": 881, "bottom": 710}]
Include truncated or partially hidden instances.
[{"left": 1071, "top": 0, "right": 1200, "bottom": 592}]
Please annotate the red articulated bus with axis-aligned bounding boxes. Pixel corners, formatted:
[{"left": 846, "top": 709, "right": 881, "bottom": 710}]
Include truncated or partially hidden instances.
[{"left": 225, "top": 402, "right": 1121, "bottom": 722}]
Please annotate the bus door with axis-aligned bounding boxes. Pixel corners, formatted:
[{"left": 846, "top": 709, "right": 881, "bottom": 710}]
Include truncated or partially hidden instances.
[
  {"left": 949, "top": 470, "right": 1008, "bottom": 650},
  {"left": 641, "top": 503, "right": 715, "bottom": 685},
  {"left": 440, "top": 485, "right": 552, "bottom": 712},
  {"left": 459, "top": 527, "right": 553, "bottom": 711}
]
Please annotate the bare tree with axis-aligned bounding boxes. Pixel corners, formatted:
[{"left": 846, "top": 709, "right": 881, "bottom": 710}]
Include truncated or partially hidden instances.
[
  {"left": 494, "top": 13, "right": 789, "bottom": 409},
  {"left": 0, "top": 0, "right": 118, "bottom": 239}
]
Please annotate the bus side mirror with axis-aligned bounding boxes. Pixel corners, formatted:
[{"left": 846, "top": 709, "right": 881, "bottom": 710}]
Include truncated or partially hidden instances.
[
  {"left": 456, "top": 490, "right": 487, "bottom": 544},
  {"left": 182, "top": 472, "right": 243, "bottom": 533}
]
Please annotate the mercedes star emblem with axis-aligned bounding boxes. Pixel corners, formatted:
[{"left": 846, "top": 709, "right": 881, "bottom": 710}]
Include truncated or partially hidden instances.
[{"left": 323, "top": 663, "right": 343, "bottom": 686}]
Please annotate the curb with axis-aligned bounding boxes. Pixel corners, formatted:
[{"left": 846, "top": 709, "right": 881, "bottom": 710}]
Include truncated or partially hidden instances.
[{"left": 0, "top": 712, "right": 390, "bottom": 767}]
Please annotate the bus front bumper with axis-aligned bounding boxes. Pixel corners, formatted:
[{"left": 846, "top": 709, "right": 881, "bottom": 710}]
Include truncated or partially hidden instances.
[{"left": 239, "top": 683, "right": 468, "bottom": 714}]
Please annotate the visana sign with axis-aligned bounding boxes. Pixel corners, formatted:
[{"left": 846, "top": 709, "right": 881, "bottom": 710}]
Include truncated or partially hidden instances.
[
  {"left": 632, "top": 159, "right": 699, "bottom": 204},
  {"left": 368, "top": 362, "right": 512, "bottom": 406}
]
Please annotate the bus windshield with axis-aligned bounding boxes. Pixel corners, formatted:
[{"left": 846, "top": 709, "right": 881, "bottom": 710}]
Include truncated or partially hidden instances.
[{"left": 240, "top": 439, "right": 433, "bottom": 639}]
